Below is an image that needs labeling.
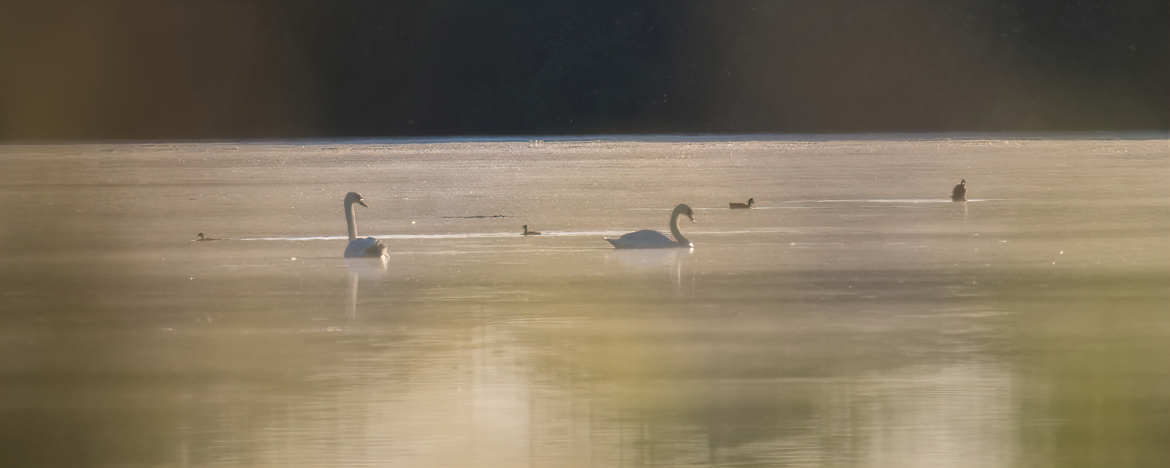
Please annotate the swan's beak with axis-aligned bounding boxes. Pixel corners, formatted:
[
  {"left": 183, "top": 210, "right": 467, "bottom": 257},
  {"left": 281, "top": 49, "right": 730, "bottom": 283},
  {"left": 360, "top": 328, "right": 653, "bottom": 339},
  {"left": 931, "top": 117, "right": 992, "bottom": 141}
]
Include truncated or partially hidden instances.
[
  {"left": 688, "top": 214, "right": 695, "bottom": 222},
  {"left": 357, "top": 199, "right": 368, "bottom": 207}
]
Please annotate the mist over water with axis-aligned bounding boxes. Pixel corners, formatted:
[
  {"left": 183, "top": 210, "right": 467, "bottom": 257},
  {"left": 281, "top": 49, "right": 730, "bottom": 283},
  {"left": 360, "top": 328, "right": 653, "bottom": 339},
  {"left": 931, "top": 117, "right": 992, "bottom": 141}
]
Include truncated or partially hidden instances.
[{"left": 1, "top": 135, "right": 1168, "bottom": 467}]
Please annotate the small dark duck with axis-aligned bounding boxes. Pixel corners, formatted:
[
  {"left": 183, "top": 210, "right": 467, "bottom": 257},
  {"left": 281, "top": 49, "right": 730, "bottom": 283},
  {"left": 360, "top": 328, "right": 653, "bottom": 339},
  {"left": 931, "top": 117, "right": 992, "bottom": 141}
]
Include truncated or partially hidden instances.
[
  {"left": 729, "top": 197, "right": 755, "bottom": 209},
  {"left": 951, "top": 179, "right": 967, "bottom": 202}
]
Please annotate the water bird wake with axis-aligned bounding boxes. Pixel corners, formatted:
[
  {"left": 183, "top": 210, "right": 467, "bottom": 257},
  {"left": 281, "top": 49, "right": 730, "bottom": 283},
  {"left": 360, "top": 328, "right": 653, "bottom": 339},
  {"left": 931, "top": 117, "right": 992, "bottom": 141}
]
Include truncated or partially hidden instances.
[
  {"left": 240, "top": 227, "right": 793, "bottom": 242},
  {"left": 809, "top": 198, "right": 994, "bottom": 204}
]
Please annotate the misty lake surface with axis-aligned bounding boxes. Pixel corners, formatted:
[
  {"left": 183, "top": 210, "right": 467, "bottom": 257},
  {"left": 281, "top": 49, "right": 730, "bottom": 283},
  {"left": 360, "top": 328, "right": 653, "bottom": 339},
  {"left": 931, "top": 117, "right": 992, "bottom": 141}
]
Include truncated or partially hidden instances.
[{"left": 1, "top": 135, "right": 1168, "bottom": 467}]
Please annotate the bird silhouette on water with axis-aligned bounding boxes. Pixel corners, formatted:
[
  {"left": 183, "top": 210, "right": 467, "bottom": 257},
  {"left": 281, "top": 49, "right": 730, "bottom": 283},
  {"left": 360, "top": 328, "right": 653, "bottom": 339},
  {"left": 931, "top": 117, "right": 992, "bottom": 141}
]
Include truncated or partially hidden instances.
[
  {"left": 729, "top": 198, "right": 755, "bottom": 209},
  {"left": 951, "top": 179, "right": 967, "bottom": 202},
  {"left": 605, "top": 204, "right": 695, "bottom": 249}
]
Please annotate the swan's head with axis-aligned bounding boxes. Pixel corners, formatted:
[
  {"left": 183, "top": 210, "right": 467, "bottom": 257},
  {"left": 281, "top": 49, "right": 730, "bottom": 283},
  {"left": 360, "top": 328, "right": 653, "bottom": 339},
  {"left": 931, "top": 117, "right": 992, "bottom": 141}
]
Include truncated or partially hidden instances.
[
  {"left": 959, "top": 179, "right": 966, "bottom": 185},
  {"left": 345, "top": 192, "right": 368, "bottom": 207},
  {"left": 677, "top": 203, "right": 695, "bottom": 222},
  {"left": 197, "top": 232, "right": 205, "bottom": 240}
]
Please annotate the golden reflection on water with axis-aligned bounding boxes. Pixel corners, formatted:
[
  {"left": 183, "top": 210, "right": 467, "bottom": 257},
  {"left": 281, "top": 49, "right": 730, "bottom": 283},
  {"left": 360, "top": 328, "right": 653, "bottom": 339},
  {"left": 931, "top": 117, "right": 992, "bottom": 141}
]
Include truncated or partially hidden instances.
[{"left": 0, "top": 137, "right": 1168, "bottom": 467}]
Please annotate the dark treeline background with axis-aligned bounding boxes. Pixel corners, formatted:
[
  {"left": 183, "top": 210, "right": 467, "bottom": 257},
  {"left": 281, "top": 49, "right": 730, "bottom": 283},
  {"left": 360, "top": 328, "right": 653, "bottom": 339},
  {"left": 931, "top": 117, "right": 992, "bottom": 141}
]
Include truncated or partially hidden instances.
[{"left": 2, "top": 0, "right": 1167, "bottom": 140}]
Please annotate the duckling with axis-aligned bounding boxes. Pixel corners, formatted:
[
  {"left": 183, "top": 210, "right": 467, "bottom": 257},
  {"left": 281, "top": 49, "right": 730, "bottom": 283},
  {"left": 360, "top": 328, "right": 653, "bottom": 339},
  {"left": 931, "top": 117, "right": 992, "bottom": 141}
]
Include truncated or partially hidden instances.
[
  {"left": 195, "top": 232, "right": 222, "bottom": 241},
  {"left": 729, "top": 197, "right": 755, "bottom": 209},
  {"left": 522, "top": 225, "right": 541, "bottom": 236}
]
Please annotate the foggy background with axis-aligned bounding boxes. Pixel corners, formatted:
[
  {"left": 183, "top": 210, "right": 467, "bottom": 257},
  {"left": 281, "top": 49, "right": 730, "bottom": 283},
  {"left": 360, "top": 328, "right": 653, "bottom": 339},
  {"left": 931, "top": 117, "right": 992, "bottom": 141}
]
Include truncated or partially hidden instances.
[{"left": 2, "top": 0, "right": 1167, "bottom": 140}]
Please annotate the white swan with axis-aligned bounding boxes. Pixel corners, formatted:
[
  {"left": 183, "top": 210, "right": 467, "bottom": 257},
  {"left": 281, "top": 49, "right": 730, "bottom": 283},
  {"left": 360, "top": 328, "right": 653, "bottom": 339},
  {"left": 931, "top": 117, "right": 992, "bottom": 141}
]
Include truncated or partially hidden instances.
[
  {"left": 343, "top": 192, "right": 388, "bottom": 258},
  {"left": 605, "top": 203, "right": 694, "bottom": 249}
]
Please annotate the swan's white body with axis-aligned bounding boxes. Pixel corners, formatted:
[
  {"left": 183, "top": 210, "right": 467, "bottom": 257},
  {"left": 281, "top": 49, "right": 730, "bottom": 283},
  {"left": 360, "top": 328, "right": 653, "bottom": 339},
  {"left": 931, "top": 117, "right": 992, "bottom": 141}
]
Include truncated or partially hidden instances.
[
  {"left": 345, "top": 237, "right": 385, "bottom": 257},
  {"left": 605, "top": 204, "right": 694, "bottom": 249},
  {"left": 607, "top": 230, "right": 680, "bottom": 248},
  {"left": 343, "top": 192, "right": 388, "bottom": 258}
]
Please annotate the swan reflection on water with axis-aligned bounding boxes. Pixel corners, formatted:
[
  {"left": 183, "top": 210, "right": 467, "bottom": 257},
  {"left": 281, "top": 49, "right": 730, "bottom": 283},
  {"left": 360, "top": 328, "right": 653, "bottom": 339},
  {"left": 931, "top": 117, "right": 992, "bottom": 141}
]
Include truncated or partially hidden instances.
[
  {"left": 605, "top": 247, "right": 696, "bottom": 296},
  {"left": 345, "top": 256, "right": 388, "bottom": 320}
]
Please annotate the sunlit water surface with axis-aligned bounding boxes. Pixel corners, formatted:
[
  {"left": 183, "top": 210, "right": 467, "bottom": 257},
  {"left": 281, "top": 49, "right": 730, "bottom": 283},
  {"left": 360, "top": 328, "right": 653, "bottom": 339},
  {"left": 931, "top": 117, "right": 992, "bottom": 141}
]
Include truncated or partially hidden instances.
[{"left": 1, "top": 135, "right": 1168, "bottom": 467}]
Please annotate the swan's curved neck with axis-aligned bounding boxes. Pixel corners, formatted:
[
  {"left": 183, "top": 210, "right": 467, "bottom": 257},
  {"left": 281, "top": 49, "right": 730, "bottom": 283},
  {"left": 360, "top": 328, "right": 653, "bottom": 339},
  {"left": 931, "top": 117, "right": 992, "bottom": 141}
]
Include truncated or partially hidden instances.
[
  {"left": 670, "top": 207, "right": 689, "bottom": 245},
  {"left": 345, "top": 200, "right": 357, "bottom": 240}
]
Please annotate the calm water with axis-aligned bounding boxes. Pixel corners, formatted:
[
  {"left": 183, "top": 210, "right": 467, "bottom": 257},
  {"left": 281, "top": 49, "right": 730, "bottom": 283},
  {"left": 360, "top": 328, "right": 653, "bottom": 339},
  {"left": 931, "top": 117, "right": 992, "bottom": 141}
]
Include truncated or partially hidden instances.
[{"left": 1, "top": 135, "right": 1168, "bottom": 467}]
